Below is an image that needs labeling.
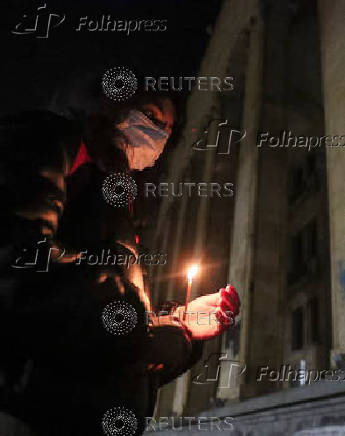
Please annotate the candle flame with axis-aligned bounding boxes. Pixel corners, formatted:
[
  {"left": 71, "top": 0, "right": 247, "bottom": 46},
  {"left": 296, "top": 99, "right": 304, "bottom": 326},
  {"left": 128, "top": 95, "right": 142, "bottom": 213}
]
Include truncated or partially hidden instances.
[{"left": 187, "top": 264, "right": 199, "bottom": 282}]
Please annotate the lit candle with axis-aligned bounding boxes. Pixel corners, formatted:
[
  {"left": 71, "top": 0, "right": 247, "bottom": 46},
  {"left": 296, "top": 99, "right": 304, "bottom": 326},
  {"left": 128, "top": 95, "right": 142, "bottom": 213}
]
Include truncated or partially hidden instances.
[{"left": 183, "top": 264, "right": 199, "bottom": 321}]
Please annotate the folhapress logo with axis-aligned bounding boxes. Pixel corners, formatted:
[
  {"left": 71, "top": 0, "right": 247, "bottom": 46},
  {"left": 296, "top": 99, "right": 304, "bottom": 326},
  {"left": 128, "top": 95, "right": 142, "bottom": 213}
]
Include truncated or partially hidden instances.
[
  {"left": 192, "top": 119, "right": 246, "bottom": 155},
  {"left": 11, "top": 4, "right": 168, "bottom": 38},
  {"left": 11, "top": 3, "right": 65, "bottom": 39},
  {"left": 76, "top": 17, "right": 167, "bottom": 34}
]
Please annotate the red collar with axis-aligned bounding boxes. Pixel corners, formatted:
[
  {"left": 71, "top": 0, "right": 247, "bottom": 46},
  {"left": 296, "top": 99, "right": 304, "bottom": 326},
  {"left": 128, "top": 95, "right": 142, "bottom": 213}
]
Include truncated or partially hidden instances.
[{"left": 68, "top": 141, "right": 92, "bottom": 175}]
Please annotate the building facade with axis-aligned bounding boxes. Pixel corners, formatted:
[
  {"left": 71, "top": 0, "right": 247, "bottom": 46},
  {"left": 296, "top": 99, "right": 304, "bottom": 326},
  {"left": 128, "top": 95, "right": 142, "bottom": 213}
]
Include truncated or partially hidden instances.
[{"left": 145, "top": 0, "right": 345, "bottom": 434}]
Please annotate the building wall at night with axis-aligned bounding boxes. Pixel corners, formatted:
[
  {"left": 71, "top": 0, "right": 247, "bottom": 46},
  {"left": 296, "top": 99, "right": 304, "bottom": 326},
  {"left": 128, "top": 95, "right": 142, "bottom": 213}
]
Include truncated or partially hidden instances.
[
  {"left": 319, "top": 0, "right": 345, "bottom": 370},
  {"left": 148, "top": 0, "right": 345, "bottom": 434}
]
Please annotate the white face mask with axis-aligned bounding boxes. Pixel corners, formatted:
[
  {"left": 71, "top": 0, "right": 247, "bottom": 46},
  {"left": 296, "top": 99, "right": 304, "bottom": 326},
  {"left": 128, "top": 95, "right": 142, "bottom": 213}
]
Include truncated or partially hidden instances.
[{"left": 117, "top": 109, "right": 169, "bottom": 170}]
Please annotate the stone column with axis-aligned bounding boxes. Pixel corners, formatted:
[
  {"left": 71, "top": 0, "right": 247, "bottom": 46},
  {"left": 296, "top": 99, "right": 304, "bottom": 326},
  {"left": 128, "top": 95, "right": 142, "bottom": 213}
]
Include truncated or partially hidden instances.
[
  {"left": 238, "top": 0, "right": 295, "bottom": 397},
  {"left": 318, "top": 0, "right": 345, "bottom": 368},
  {"left": 227, "top": 10, "right": 264, "bottom": 398}
]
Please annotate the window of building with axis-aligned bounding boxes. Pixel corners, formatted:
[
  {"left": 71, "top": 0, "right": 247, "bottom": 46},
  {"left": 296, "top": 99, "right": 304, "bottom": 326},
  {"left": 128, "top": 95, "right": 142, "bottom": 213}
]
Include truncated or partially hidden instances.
[
  {"left": 288, "top": 157, "right": 318, "bottom": 204},
  {"left": 309, "top": 297, "right": 319, "bottom": 344},
  {"left": 288, "top": 232, "right": 308, "bottom": 284},
  {"left": 305, "top": 219, "right": 317, "bottom": 257},
  {"left": 287, "top": 218, "right": 318, "bottom": 284},
  {"left": 291, "top": 307, "right": 304, "bottom": 350},
  {"left": 288, "top": 166, "right": 306, "bottom": 203}
]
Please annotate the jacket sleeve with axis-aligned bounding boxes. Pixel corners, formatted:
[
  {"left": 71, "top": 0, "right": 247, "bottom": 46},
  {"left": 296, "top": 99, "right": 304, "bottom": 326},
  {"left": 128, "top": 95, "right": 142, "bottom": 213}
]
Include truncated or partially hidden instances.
[{"left": 146, "top": 314, "right": 204, "bottom": 387}]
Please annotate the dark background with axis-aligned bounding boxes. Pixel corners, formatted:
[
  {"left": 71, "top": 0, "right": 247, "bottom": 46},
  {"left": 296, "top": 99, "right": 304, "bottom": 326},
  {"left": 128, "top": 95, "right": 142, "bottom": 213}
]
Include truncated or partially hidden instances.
[{"left": 0, "top": 0, "right": 222, "bottom": 114}]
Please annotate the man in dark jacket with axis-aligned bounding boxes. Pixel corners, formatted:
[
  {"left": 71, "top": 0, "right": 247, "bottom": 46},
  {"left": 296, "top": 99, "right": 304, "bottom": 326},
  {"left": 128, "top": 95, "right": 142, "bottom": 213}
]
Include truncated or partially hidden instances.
[{"left": 0, "top": 85, "right": 240, "bottom": 436}]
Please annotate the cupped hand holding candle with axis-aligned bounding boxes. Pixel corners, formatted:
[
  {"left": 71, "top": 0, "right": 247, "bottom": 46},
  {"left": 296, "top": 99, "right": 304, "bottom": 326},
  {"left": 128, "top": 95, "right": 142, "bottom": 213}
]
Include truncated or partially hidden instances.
[{"left": 174, "top": 284, "right": 240, "bottom": 340}]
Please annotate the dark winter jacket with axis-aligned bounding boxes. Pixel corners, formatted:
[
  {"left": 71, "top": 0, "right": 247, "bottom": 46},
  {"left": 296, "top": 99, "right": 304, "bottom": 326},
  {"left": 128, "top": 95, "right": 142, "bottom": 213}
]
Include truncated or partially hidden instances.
[{"left": 0, "top": 111, "right": 202, "bottom": 436}]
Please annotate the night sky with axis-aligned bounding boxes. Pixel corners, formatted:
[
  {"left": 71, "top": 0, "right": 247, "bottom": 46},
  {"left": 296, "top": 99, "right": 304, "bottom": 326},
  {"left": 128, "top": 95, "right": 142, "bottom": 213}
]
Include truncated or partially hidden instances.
[{"left": 0, "top": 0, "right": 222, "bottom": 114}]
